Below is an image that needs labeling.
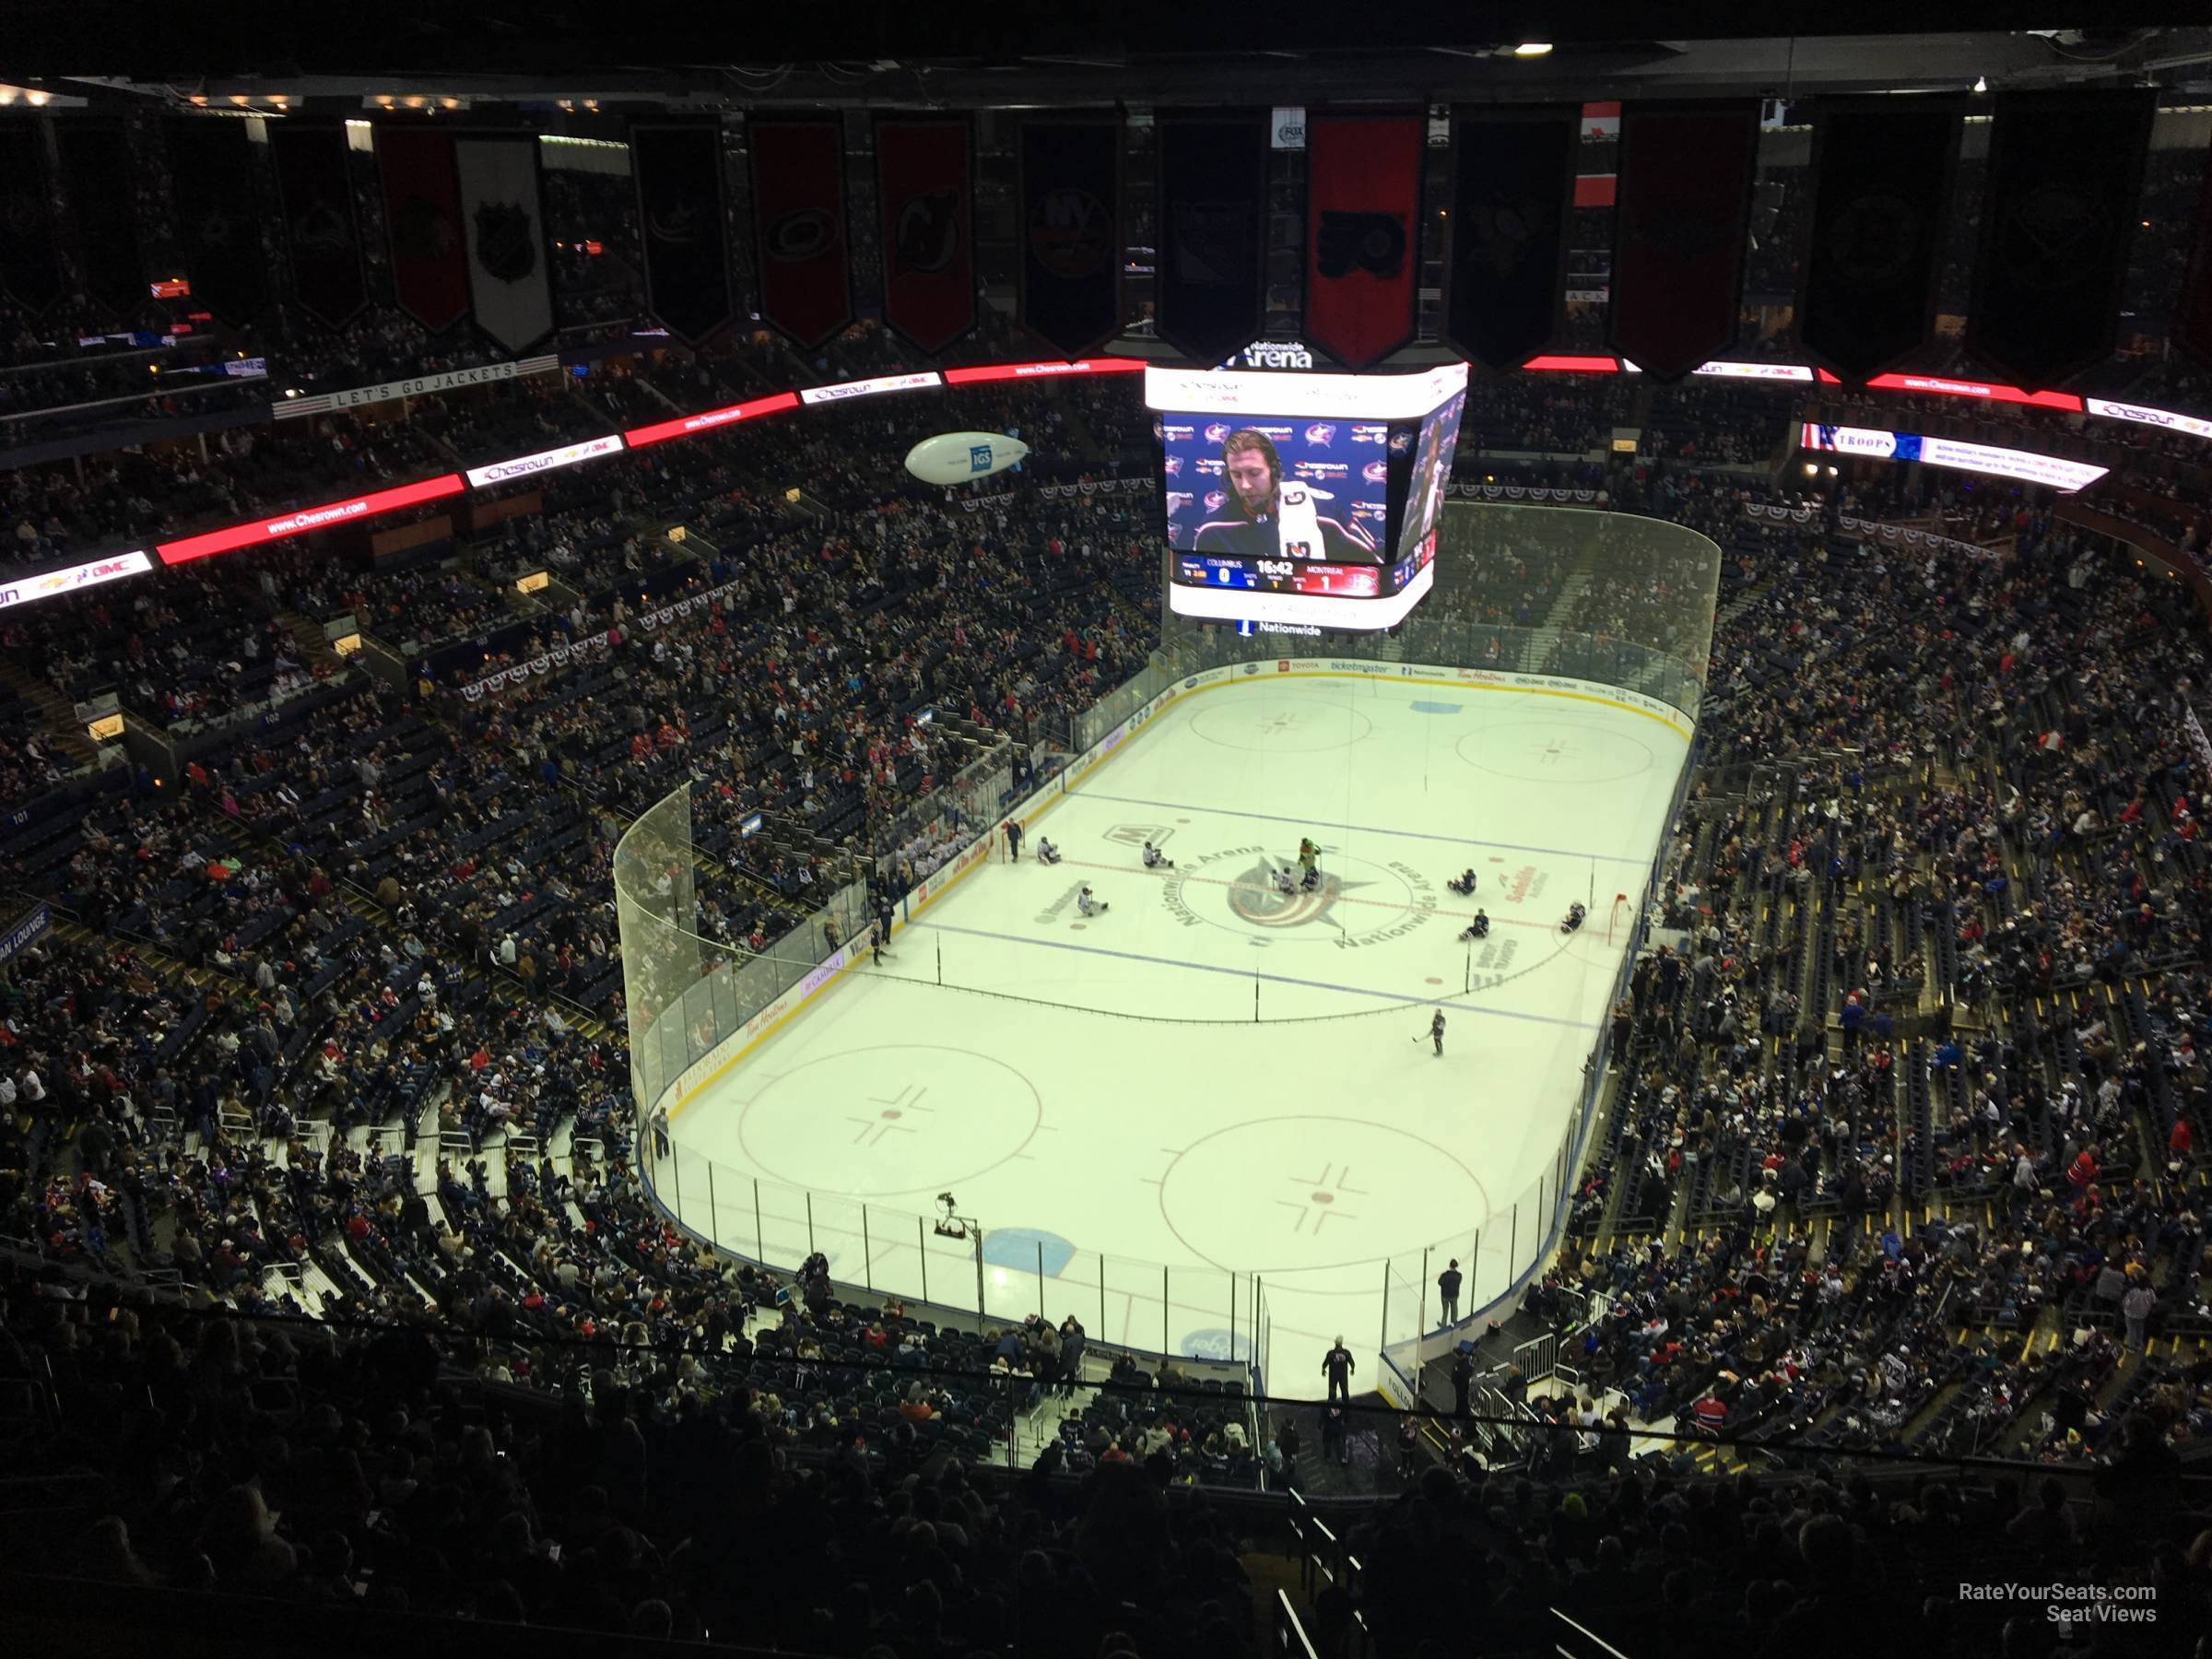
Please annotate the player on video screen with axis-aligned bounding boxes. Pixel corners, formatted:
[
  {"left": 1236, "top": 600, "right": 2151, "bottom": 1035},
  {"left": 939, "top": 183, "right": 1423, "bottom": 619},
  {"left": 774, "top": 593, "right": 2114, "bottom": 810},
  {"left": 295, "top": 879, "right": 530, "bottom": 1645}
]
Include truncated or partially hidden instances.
[{"left": 1194, "top": 429, "right": 1381, "bottom": 564}]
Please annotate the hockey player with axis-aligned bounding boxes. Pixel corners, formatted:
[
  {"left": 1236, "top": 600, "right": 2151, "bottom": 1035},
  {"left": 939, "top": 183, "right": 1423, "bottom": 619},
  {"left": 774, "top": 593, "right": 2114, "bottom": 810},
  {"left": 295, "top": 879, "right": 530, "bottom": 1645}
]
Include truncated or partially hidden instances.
[
  {"left": 1300, "top": 862, "right": 1321, "bottom": 892},
  {"left": 1459, "top": 910, "right": 1489, "bottom": 942},
  {"left": 869, "top": 924, "right": 888, "bottom": 965},
  {"left": 1143, "top": 841, "right": 1174, "bottom": 869},
  {"left": 1037, "top": 837, "right": 1062, "bottom": 865},
  {"left": 1428, "top": 1009, "right": 1447, "bottom": 1056},
  {"left": 1077, "top": 885, "right": 1108, "bottom": 917},
  {"left": 1274, "top": 866, "right": 1298, "bottom": 896},
  {"left": 1448, "top": 868, "right": 1477, "bottom": 896},
  {"left": 1560, "top": 901, "right": 1586, "bottom": 935}
]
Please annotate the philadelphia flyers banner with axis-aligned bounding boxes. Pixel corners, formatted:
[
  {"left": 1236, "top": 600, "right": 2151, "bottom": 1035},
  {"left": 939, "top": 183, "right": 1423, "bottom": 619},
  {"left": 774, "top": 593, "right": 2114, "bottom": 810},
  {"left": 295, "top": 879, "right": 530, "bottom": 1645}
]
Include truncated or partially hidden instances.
[
  {"left": 1303, "top": 112, "right": 1422, "bottom": 371},
  {"left": 1443, "top": 106, "right": 1579, "bottom": 373},
  {"left": 55, "top": 123, "right": 147, "bottom": 321},
  {"left": 875, "top": 114, "right": 974, "bottom": 355},
  {"left": 1156, "top": 112, "right": 1269, "bottom": 367},
  {"left": 1606, "top": 101, "right": 1759, "bottom": 382},
  {"left": 168, "top": 118, "right": 266, "bottom": 327},
  {"left": 2179, "top": 134, "right": 2212, "bottom": 371},
  {"left": 270, "top": 122, "right": 369, "bottom": 331},
  {"left": 632, "top": 119, "right": 735, "bottom": 347},
  {"left": 377, "top": 126, "right": 469, "bottom": 334},
  {"left": 749, "top": 116, "right": 852, "bottom": 350},
  {"left": 1017, "top": 116, "right": 1121, "bottom": 359}
]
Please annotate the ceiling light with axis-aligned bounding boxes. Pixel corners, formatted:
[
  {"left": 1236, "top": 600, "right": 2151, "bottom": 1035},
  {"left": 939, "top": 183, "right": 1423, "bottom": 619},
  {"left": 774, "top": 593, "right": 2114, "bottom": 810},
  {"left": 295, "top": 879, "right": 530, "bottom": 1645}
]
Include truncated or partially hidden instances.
[
  {"left": 1972, "top": 76, "right": 1987, "bottom": 93},
  {"left": 1514, "top": 42, "right": 1554, "bottom": 57}
]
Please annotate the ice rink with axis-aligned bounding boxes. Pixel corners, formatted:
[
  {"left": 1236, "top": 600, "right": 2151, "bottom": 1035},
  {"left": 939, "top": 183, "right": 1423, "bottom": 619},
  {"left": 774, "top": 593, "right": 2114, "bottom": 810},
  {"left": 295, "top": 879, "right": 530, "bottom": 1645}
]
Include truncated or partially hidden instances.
[{"left": 665, "top": 671, "right": 1691, "bottom": 1394}]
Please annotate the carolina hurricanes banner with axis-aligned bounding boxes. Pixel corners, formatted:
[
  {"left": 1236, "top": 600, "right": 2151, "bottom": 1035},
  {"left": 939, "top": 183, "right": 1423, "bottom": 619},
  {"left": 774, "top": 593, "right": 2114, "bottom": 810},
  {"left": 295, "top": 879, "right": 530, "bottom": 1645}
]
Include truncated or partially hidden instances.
[
  {"left": 270, "top": 123, "right": 368, "bottom": 331},
  {"left": 749, "top": 116, "right": 852, "bottom": 350},
  {"left": 55, "top": 123, "right": 146, "bottom": 320},
  {"left": 1443, "top": 106, "right": 1579, "bottom": 372},
  {"left": 1017, "top": 116, "right": 1121, "bottom": 359},
  {"left": 1968, "top": 90, "right": 2155, "bottom": 389},
  {"left": 0, "top": 125, "right": 64, "bottom": 315},
  {"left": 455, "top": 135, "right": 555, "bottom": 356},
  {"left": 875, "top": 114, "right": 975, "bottom": 355},
  {"left": 1156, "top": 112, "right": 1269, "bottom": 366},
  {"left": 2179, "top": 135, "right": 2212, "bottom": 371},
  {"left": 632, "top": 119, "right": 734, "bottom": 347},
  {"left": 1606, "top": 102, "right": 1759, "bottom": 382},
  {"left": 377, "top": 126, "right": 469, "bottom": 334},
  {"left": 1303, "top": 112, "right": 1422, "bottom": 371},
  {"left": 167, "top": 118, "right": 266, "bottom": 328},
  {"left": 1798, "top": 101, "right": 1959, "bottom": 382}
]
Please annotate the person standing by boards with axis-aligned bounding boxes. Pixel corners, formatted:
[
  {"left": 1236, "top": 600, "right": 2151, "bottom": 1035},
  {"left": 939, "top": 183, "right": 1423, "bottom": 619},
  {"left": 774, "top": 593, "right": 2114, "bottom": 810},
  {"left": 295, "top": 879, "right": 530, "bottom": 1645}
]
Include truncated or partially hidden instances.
[{"left": 1005, "top": 819, "right": 1024, "bottom": 861}]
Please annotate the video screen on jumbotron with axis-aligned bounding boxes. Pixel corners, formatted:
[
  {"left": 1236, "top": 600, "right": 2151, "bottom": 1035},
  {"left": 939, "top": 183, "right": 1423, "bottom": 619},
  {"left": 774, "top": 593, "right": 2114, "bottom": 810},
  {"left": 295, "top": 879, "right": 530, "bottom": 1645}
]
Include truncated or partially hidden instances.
[{"left": 1147, "top": 363, "right": 1468, "bottom": 630}]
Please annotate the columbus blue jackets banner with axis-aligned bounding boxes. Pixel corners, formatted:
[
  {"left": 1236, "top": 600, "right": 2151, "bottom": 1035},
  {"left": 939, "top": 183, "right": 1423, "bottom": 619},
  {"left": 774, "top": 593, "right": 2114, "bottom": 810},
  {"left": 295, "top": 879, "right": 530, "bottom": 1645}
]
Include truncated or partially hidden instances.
[
  {"left": 1968, "top": 90, "right": 2155, "bottom": 389},
  {"left": 1304, "top": 112, "right": 1422, "bottom": 371},
  {"left": 378, "top": 126, "right": 468, "bottom": 334},
  {"left": 875, "top": 114, "right": 974, "bottom": 355},
  {"left": 1442, "top": 106, "right": 1579, "bottom": 372},
  {"left": 55, "top": 122, "right": 146, "bottom": 320},
  {"left": 0, "top": 124, "right": 64, "bottom": 315},
  {"left": 1798, "top": 100, "right": 1959, "bottom": 382},
  {"left": 1017, "top": 116, "right": 1121, "bottom": 359},
  {"left": 455, "top": 135, "right": 555, "bottom": 356},
  {"left": 167, "top": 118, "right": 266, "bottom": 328},
  {"left": 270, "top": 123, "right": 368, "bottom": 331},
  {"left": 1606, "top": 101, "right": 1759, "bottom": 382},
  {"left": 631, "top": 119, "right": 734, "bottom": 347},
  {"left": 1156, "top": 112, "right": 1269, "bottom": 367},
  {"left": 749, "top": 116, "right": 852, "bottom": 351},
  {"left": 2178, "top": 137, "right": 2212, "bottom": 372}
]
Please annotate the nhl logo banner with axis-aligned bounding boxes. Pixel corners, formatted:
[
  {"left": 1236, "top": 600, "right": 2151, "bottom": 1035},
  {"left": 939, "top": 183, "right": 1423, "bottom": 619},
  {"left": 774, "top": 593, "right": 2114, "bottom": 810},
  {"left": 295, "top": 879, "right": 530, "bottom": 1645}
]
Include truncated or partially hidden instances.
[
  {"left": 1606, "top": 101, "right": 1759, "bottom": 382},
  {"left": 1304, "top": 112, "right": 1423, "bottom": 370},
  {"left": 875, "top": 114, "right": 975, "bottom": 355},
  {"left": 167, "top": 118, "right": 267, "bottom": 328},
  {"left": 632, "top": 119, "right": 735, "bottom": 347},
  {"left": 456, "top": 135, "right": 555, "bottom": 355},
  {"left": 749, "top": 115, "right": 852, "bottom": 351},
  {"left": 1443, "top": 106, "right": 1579, "bottom": 372},
  {"left": 1798, "top": 100, "right": 1959, "bottom": 382},
  {"left": 1017, "top": 115, "right": 1122, "bottom": 359},
  {"left": 2178, "top": 135, "right": 2212, "bottom": 371},
  {"left": 1156, "top": 112, "right": 1269, "bottom": 367},
  {"left": 0, "top": 125, "right": 64, "bottom": 315},
  {"left": 55, "top": 122, "right": 147, "bottom": 321},
  {"left": 378, "top": 126, "right": 468, "bottom": 334},
  {"left": 1968, "top": 90, "right": 2154, "bottom": 389},
  {"left": 270, "top": 123, "right": 369, "bottom": 331}
]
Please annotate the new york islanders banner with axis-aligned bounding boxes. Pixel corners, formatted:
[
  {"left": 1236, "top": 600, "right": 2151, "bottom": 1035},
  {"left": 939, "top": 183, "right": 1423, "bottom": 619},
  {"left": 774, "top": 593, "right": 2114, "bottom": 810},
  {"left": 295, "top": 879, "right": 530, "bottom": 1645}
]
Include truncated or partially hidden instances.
[
  {"left": 875, "top": 115, "right": 974, "bottom": 355},
  {"left": 1969, "top": 90, "right": 2154, "bottom": 389},
  {"left": 455, "top": 135, "right": 555, "bottom": 356},
  {"left": 1017, "top": 116, "right": 1121, "bottom": 359},
  {"left": 167, "top": 118, "right": 266, "bottom": 328},
  {"left": 1606, "top": 101, "right": 1759, "bottom": 382},
  {"left": 632, "top": 120, "right": 734, "bottom": 347},
  {"left": 377, "top": 126, "right": 468, "bottom": 334},
  {"left": 55, "top": 122, "right": 146, "bottom": 320},
  {"left": 749, "top": 116, "right": 851, "bottom": 350},
  {"left": 2178, "top": 135, "right": 2212, "bottom": 371},
  {"left": 0, "top": 125, "right": 64, "bottom": 315},
  {"left": 1156, "top": 112, "right": 1269, "bottom": 367},
  {"left": 1443, "top": 106, "right": 1579, "bottom": 372},
  {"left": 1304, "top": 112, "right": 1422, "bottom": 371},
  {"left": 270, "top": 123, "right": 368, "bottom": 331}
]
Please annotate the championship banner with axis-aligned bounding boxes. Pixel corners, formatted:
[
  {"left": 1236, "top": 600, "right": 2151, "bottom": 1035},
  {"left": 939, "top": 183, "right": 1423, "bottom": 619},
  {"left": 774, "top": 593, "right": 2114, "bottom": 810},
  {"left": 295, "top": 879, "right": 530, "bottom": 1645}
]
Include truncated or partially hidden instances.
[
  {"left": 270, "top": 122, "right": 369, "bottom": 331},
  {"left": 632, "top": 119, "right": 735, "bottom": 347},
  {"left": 167, "top": 118, "right": 266, "bottom": 328},
  {"left": 1798, "top": 100, "right": 1959, "bottom": 382},
  {"left": 1155, "top": 112, "right": 1269, "bottom": 367},
  {"left": 55, "top": 122, "right": 146, "bottom": 320},
  {"left": 0, "top": 124, "right": 63, "bottom": 314},
  {"left": 875, "top": 114, "right": 974, "bottom": 355},
  {"left": 2179, "top": 139, "right": 2212, "bottom": 371},
  {"left": 748, "top": 116, "right": 852, "bottom": 350},
  {"left": 377, "top": 126, "right": 469, "bottom": 334},
  {"left": 455, "top": 135, "right": 555, "bottom": 355},
  {"left": 1442, "top": 106, "right": 1579, "bottom": 373},
  {"left": 1606, "top": 101, "right": 1759, "bottom": 382},
  {"left": 1017, "top": 116, "right": 1122, "bottom": 360},
  {"left": 1968, "top": 90, "right": 2154, "bottom": 390},
  {"left": 1302, "top": 112, "right": 1422, "bottom": 371}
]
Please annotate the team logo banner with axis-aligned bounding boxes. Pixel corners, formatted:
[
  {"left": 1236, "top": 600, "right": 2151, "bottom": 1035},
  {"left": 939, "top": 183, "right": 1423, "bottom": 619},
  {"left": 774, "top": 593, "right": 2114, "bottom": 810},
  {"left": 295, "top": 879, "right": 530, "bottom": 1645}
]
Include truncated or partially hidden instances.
[
  {"left": 1798, "top": 100, "right": 1959, "bottom": 382},
  {"left": 1304, "top": 112, "right": 1422, "bottom": 371},
  {"left": 377, "top": 126, "right": 469, "bottom": 334},
  {"left": 1156, "top": 112, "right": 1269, "bottom": 367},
  {"left": 632, "top": 119, "right": 734, "bottom": 347},
  {"left": 1606, "top": 102, "right": 1759, "bottom": 382},
  {"left": 456, "top": 135, "right": 555, "bottom": 355},
  {"left": 55, "top": 123, "right": 147, "bottom": 321},
  {"left": 749, "top": 116, "right": 852, "bottom": 350},
  {"left": 1018, "top": 116, "right": 1122, "bottom": 359},
  {"left": 2180, "top": 148, "right": 2212, "bottom": 371},
  {"left": 270, "top": 123, "right": 369, "bottom": 331},
  {"left": 875, "top": 114, "right": 974, "bottom": 355},
  {"left": 1968, "top": 90, "right": 2154, "bottom": 389},
  {"left": 0, "top": 124, "right": 64, "bottom": 315},
  {"left": 1443, "top": 106, "right": 1579, "bottom": 372},
  {"left": 167, "top": 118, "right": 267, "bottom": 327}
]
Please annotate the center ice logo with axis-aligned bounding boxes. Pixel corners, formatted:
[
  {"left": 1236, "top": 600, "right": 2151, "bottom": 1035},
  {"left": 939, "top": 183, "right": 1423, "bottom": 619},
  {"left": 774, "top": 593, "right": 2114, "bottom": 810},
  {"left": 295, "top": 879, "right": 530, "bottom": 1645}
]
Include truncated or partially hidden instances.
[{"left": 1226, "top": 856, "right": 1347, "bottom": 931}]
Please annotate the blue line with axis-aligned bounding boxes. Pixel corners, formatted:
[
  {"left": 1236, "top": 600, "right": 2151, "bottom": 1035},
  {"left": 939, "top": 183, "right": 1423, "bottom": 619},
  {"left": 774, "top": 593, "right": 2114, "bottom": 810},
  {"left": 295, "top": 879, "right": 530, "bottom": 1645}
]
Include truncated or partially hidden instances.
[{"left": 913, "top": 920, "right": 1594, "bottom": 1031}]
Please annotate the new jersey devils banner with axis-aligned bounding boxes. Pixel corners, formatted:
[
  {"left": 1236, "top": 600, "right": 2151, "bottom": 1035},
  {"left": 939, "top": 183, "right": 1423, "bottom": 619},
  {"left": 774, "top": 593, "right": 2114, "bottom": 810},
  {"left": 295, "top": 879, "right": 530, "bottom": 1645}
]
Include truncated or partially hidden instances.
[
  {"left": 270, "top": 123, "right": 368, "bottom": 331},
  {"left": 632, "top": 119, "right": 734, "bottom": 347},
  {"left": 749, "top": 116, "right": 852, "bottom": 350},
  {"left": 1969, "top": 90, "right": 2155, "bottom": 389},
  {"left": 1156, "top": 112, "right": 1269, "bottom": 367},
  {"left": 1017, "top": 116, "right": 1121, "bottom": 359},
  {"left": 377, "top": 126, "right": 468, "bottom": 334},
  {"left": 1303, "top": 112, "right": 1422, "bottom": 371},
  {"left": 1798, "top": 100, "right": 1959, "bottom": 382},
  {"left": 2177, "top": 135, "right": 2212, "bottom": 372},
  {"left": 0, "top": 125, "right": 64, "bottom": 315},
  {"left": 875, "top": 114, "right": 974, "bottom": 355},
  {"left": 55, "top": 122, "right": 146, "bottom": 320},
  {"left": 1443, "top": 106, "right": 1579, "bottom": 372},
  {"left": 167, "top": 118, "right": 266, "bottom": 328},
  {"left": 455, "top": 135, "right": 555, "bottom": 355},
  {"left": 1606, "top": 101, "right": 1759, "bottom": 382}
]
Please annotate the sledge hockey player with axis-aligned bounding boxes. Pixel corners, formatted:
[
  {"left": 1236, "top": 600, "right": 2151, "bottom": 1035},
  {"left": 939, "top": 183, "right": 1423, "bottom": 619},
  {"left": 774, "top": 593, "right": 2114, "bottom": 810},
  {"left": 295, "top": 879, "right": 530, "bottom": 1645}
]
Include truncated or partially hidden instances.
[
  {"left": 1143, "top": 841, "right": 1175, "bottom": 870},
  {"left": 1036, "top": 837, "right": 1062, "bottom": 865},
  {"left": 1560, "top": 901, "right": 1587, "bottom": 935},
  {"left": 1300, "top": 862, "right": 1321, "bottom": 892},
  {"left": 1447, "top": 868, "right": 1477, "bottom": 896},
  {"left": 1459, "top": 909, "right": 1489, "bottom": 943},
  {"left": 1274, "top": 865, "right": 1299, "bottom": 896},
  {"left": 1077, "top": 884, "right": 1108, "bottom": 917}
]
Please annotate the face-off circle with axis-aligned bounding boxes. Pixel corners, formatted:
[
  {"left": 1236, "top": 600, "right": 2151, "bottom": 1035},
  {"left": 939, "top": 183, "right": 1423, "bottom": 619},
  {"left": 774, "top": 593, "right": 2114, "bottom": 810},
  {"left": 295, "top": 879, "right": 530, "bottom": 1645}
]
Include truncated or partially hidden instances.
[
  {"left": 1455, "top": 718, "right": 1655, "bottom": 784},
  {"left": 1187, "top": 698, "right": 1372, "bottom": 754}
]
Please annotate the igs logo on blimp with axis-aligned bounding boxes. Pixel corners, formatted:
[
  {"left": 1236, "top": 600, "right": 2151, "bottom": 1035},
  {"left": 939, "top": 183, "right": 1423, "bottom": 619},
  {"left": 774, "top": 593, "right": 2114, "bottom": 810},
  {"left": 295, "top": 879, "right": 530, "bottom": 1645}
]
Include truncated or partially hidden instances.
[{"left": 903, "top": 430, "right": 1033, "bottom": 487}]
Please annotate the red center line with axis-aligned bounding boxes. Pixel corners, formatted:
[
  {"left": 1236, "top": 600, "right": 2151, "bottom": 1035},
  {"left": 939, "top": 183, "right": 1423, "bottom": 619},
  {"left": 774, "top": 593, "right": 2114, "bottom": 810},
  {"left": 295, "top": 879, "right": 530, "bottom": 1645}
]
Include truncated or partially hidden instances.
[{"left": 1039, "top": 856, "right": 1556, "bottom": 930}]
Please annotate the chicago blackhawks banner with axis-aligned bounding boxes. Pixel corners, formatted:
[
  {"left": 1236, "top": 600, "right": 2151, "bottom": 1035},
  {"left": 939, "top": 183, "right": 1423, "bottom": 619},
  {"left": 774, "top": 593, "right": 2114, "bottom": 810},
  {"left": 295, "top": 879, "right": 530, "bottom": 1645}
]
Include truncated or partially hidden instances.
[
  {"left": 631, "top": 119, "right": 734, "bottom": 347},
  {"left": 749, "top": 116, "right": 852, "bottom": 350},
  {"left": 2179, "top": 135, "right": 2212, "bottom": 371},
  {"left": 166, "top": 118, "right": 266, "bottom": 327},
  {"left": 1606, "top": 101, "right": 1759, "bottom": 382},
  {"left": 377, "top": 126, "right": 469, "bottom": 334},
  {"left": 1303, "top": 112, "right": 1422, "bottom": 371},
  {"left": 455, "top": 135, "right": 555, "bottom": 355},
  {"left": 0, "top": 124, "right": 64, "bottom": 315},
  {"left": 1443, "top": 106, "right": 1579, "bottom": 372},
  {"left": 1017, "top": 116, "right": 1121, "bottom": 359},
  {"left": 55, "top": 122, "right": 146, "bottom": 320},
  {"left": 270, "top": 122, "right": 368, "bottom": 330},
  {"left": 874, "top": 114, "right": 975, "bottom": 355},
  {"left": 1155, "top": 111, "right": 1269, "bottom": 367}
]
